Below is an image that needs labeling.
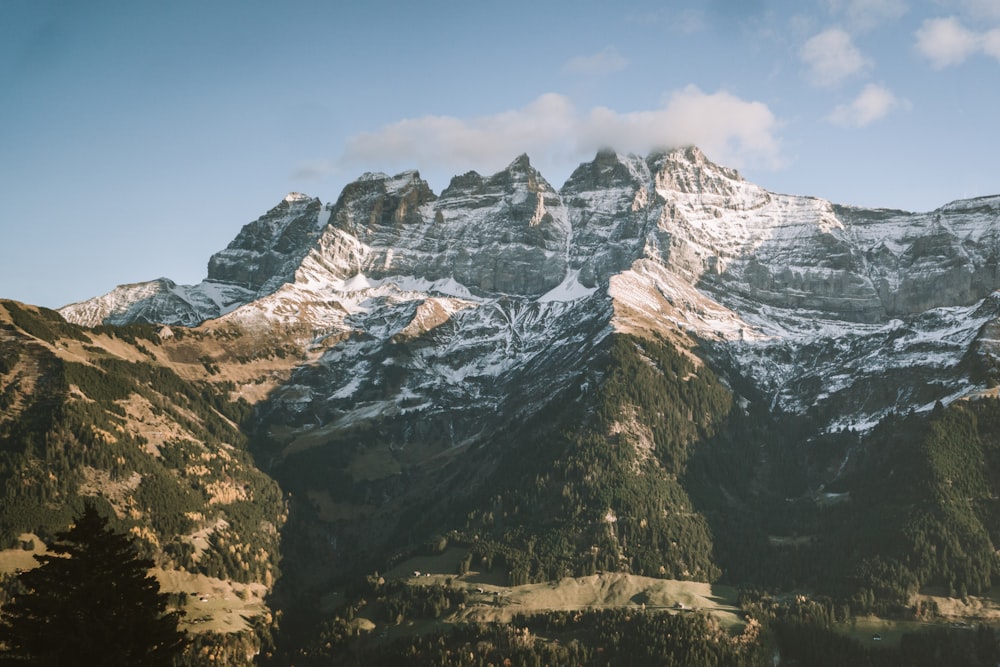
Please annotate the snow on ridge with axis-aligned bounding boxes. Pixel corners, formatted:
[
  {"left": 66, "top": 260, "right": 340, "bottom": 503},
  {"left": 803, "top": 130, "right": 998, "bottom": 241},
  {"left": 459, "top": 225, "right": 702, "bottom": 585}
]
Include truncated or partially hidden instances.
[
  {"left": 387, "top": 276, "right": 480, "bottom": 300},
  {"left": 296, "top": 268, "right": 481, "bottom": 302},
  {"left": 824, "top": 384, "right": 978, "bottom": 435},
  {"left": 619, "top": 152, "right": 653, "bottom": 185},
  {"left": 724, "top": 294, "right": 998, "bottom": 431},
  {"left": 351, "top": 170, "right": 422, "bottom": 194},
  {"left": 383, "top": 170, "right": 422, "bottom": 194},
  {"left": 938, "top": 194, "right": 1000, "bottom": 213},
  {"left": 59, "top": 278, "right": 243, "bottom": 327},
  {"left": 220, "top": 267, "right": 487, "bottom": 336}
]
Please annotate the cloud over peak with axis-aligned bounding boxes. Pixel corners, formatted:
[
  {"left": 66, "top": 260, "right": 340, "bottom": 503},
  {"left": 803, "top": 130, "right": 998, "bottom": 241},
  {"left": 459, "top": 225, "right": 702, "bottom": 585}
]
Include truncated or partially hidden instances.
[{"left": 340, "top": 89, "right": 784, "bottom": 185}]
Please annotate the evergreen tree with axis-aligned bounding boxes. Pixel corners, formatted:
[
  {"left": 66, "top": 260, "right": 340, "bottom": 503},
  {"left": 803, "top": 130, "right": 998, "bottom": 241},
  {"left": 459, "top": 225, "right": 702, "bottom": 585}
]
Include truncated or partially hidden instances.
[{"left": 0, "top": 503, "right": 186, "bottom": 666}]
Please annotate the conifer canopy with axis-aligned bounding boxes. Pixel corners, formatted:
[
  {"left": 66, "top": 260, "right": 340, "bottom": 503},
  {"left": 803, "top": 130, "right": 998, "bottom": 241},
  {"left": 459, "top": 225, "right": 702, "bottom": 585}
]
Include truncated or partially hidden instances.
[{"left": 0, "top": 503, "right": 186, "bottom": 666}]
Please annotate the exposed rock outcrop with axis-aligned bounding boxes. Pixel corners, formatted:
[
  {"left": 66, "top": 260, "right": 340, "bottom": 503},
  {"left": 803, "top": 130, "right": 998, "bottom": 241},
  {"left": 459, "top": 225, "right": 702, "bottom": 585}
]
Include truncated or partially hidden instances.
[{"left": 207, "top": 192, "right": 325, "bottom": 292}]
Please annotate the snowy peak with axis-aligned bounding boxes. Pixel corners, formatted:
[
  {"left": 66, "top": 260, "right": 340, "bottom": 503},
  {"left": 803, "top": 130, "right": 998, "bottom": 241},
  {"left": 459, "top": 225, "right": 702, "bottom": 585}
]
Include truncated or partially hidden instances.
[
  {"left": 284, "top": 191, "right": 313, "bottom": 203},
  {"left": 563, "top": 149, "right": 647, "bottom": 196},
  {"left": 57, "top": 277, "right": 253, "bottom": 328},
  {"left": 58, "top": 145, "right": 1000, "bottom": 333},
  {"left": 651, "top": 146, "right": 745, "bottom": 195},
  {"left": 207, "top": 193, "right": 324, "bottom": 292},
  {"left": 331, "top": 169, "right": 436, "bottom": 241},
  {"left": 492, "top": 153, "right": 555, "bottom": 193},
  {"left": 317, "top": 157, "right": 570, "bottom": 297},
  {"left": 437, "top": 154, "right": 556, "bottom": 203},
  {"left": 561, "top": 146, "right": 750, "bottom": 203},
  {"left": 437, "top": 154, "right": 559, "bottom": 208}
]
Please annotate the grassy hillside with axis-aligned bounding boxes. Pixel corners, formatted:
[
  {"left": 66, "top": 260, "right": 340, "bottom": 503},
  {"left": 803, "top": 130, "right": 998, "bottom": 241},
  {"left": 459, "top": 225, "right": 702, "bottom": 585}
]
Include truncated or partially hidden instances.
[{"left": 0, "top": 301, "right": 292, "bottom": 665}]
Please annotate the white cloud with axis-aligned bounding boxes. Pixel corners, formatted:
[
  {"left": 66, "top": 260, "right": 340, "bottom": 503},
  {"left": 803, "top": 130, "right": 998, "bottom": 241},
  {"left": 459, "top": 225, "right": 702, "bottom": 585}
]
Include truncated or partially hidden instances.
[
  {"left": 915, "top": 17, "right": 982, "bottom": 67},
  {"left": 801, "top": 28, "right": 871, "bottom": 86},
  {"left": 578, "top": 86, "right": 784, "bottom": 169},
  {"left": 827, "top": 84, "right": 903, "bottom": 127},
  {"left": 562, "top": 47, "right": 629, "bottom": 76},
  {"left": 339, "top": 89, "right": 784, "bottom": 182},
  {"left": 341, "top": 94, "right": 577, "bottom": 177}
]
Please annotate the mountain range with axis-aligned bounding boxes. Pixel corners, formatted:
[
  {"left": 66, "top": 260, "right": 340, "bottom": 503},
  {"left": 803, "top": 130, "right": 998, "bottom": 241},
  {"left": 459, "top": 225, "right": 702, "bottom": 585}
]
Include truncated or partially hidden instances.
[
  {"left": 60, "top": 146, "right": 1000, "bottom": 433},
  {"left": 4, "top": 146, "right": 1000, "bottom": 664}
]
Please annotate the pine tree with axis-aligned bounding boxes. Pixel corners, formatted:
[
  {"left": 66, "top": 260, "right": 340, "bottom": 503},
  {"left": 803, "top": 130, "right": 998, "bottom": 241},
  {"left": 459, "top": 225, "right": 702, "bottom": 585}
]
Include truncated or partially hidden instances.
[{"left": 0, "top": 503, "right": 186, "bottom": 666}]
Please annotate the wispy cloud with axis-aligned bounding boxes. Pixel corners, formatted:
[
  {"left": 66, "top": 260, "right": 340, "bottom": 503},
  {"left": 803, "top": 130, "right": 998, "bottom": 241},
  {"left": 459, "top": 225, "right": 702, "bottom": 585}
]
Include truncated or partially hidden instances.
[
  {"left": 291, "top": 158, "right": 338, "bottom": 181},
  {"left": 915, "top": 16, "right": 1000, "bottom": 68},
  {"left": 826, "top": 0, "right": 907, "bottom": 30},
  {"left": 828, "top": 84, "right": 904, "bottom": 126},
  {"left": 801, "top": 28, "right": 871, "bottom": 86},
  {"left": 562, "top": 47, "right": 629, "bottom": 76},
  {"left": 339, "top": 89, "right": 785, "bottom": 182},
  {"left": 944, "top": 0, "right": 1000, "bottom": 22},
  {"left": 673, "top": 9, "right": 708, "bottom": 34},
  {"left": 984, "top": 28, "right": 1000, "bottom": 59}
]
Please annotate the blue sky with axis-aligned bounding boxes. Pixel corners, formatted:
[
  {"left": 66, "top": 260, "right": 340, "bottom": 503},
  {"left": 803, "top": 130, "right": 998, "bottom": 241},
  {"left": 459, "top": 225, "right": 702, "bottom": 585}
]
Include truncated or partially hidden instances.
[{"left": 2, "top": 0, "right": 999, "bottom": 308}]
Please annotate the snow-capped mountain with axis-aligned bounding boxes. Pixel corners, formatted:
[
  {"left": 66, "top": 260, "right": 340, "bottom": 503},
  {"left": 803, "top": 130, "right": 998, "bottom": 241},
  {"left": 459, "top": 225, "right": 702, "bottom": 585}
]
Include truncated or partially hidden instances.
[
  {"left": 59, "top": 147, "right": 1000, "bottom": 436},
  {"left": 26, "top": 146, "right": 1000, "bottom": 639}
]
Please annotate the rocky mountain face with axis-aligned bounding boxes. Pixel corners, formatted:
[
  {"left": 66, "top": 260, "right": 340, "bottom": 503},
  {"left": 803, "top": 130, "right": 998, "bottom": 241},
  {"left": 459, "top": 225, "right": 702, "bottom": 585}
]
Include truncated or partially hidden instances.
[
  {"left": 206, "top": 192, "right": 328, "bottom": 292},
  {"left": 60, "top": 147, "right": 1000, "bottom": 435}
]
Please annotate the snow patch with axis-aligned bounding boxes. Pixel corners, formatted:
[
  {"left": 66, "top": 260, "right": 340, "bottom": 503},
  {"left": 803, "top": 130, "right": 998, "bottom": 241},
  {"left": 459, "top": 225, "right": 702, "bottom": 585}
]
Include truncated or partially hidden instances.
[
  {"left": 343, "top": 273, "right": 372, "bottom": 292},
  {"left": 385, "top": 276, "right": 480, "bottom": 300},
  {"left": 331, "top": 376, "right": 363, "bottom": 400},
  {"left": 537, "top": 269, "right": 596, "bottom": 303}
]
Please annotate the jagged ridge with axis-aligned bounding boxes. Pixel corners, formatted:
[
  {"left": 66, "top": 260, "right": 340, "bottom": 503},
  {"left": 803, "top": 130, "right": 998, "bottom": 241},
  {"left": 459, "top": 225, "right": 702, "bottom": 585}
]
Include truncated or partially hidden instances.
[{"left": 57, "top": 148, "right": 1000, "bottom": 434}]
